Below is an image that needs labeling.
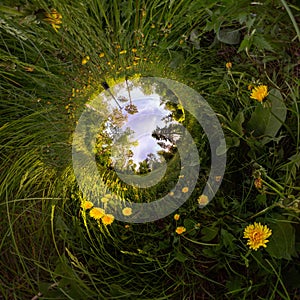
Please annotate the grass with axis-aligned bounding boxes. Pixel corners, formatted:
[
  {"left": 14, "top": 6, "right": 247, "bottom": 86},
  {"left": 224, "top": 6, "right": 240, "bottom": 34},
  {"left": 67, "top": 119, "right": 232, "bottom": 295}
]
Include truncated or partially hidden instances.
[{"left": 1, "top": 0, "right": 300, "bottom": 299}]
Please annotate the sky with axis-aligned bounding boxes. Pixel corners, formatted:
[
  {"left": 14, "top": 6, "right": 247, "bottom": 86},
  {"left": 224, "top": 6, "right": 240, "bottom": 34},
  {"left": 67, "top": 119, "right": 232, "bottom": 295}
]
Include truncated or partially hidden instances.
[{"left": 108, "top": 84, "right": 176, "bottom": 169}]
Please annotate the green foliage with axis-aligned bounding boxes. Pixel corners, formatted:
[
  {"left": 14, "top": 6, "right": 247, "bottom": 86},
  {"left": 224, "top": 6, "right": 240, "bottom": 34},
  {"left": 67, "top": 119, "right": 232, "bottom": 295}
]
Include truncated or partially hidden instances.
[
  {"left": 1, "top": 0, "right": 300, "bottom": 299},
  {"left": 247, "top": 89, "right": 287, "bottom": 144}
]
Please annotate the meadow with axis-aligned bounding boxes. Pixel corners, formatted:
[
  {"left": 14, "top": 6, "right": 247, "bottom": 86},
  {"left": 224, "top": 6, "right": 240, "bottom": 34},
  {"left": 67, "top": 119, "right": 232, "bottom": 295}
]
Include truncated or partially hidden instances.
[{"left": 0, "top": 0, "right": 300, "bottom": 299}]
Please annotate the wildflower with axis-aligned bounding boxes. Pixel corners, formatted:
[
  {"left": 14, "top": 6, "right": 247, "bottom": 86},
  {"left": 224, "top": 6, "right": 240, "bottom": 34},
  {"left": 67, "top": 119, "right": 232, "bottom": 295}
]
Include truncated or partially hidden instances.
[
  {"left": 82, "top": 56, "right": 90, "bottom": 65},
  {"left": 169, "top": 191, "right": 174, "bottom": 196},
  {"left": 182, "top": 187, "right": 189, "bottom": 193},
  {"left": 90, "top": 207, "right": 105, "bottom": 220},
  {"left": 226, "top": 62, "right": 232, "bottom": 69},
  {"left": 197, "top": 194, "right": 209, "bottom": 206},
  {"left": 44, "top": 9, "right": 62, "bottom": 32},
  {"left": 99, "top": 52, "right": 105, "bottom": 58},
  {"left": 178, "top": 175, "right": 184, "bottom": 179},
  {"left": 133, "top": 61, "right": 139, "bottom": 66},
  {"left": 174, "top": 214, "right": 180, "bottom": 221},
  {"left": 151, "top": 24, "right": 155, "bottom": 28},
  {"left": 215, "top": 176, "right": 222, "bottom": 182},
  {"left": 134, "top": 56, "right": 141, "bottom": 60},
  {"left": 179, "top": 39, "right": 184, "bottom": 45},
  {"left": 102, "top": 214, "right": 115, "bottom": 225},
  {"left": 175, "top": 226, "right": 186, "bottom": 235},
  {"left": 243, "top": 222, "right": 272, "bottom": 251},
  {"left": 24, "top": 66, "right": 34, "bottom": 72},
  {"left": 122, "top": 207, "right": 132, "bottom": 216},
  {"left": 250, "top": 85, "right": 268, "bottom": 102},
  {"left": 125, "top": 224, "right": 130, "bottom": 229},
  {"left": 195, "top": 223, "right": 201, "bottom": 229},
  {"left": 115, "top": 44, "right": 121, "bottom": 49},
  {"left": 132, "top": 48, "right": 137, "bottom": 53},
  {"left": 81, "top": 201, "right": 94, "bottom": 210},
  {"left": 254, "top": 177, "right": 263, "bottom": 189},
  {"left": 119, "top": 50, "right": 127, "bottom": 55},
  {"left": 101, "top": 197, "right": 109, "bottom": 203}
]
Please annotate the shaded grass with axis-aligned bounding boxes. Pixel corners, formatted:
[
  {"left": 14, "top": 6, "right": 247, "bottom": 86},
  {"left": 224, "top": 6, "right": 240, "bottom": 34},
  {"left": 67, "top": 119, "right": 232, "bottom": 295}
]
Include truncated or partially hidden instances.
[{"left": 1, "top": 0, "right": 300, "bottom": 299}]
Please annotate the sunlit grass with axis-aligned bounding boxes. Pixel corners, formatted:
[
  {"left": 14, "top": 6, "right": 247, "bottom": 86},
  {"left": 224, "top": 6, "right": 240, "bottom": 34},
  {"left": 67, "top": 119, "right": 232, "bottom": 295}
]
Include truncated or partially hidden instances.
[{"left": 1, "top": 0, "right": 300, "bottom": 299}]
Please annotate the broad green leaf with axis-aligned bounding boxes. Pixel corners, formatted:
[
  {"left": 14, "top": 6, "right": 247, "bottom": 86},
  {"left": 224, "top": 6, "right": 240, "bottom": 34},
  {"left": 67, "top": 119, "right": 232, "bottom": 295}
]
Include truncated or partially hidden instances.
[
  {"left": 183, "top": 218, "right": 197, "bottom": 232},
  {"left": 225, "top": 136, "right": 240, "bottom": 148},
  {"left": 253, "top": 35, "right": 273, "bottom": 52},
  {"left": 247, "top": 89, "right": 287, "bottom": 144},
  {"left": 238, "top": 35, "right": 253, "bottom": 53},
  {"left": 221, "top": 228, "right": 236, "bottom": 250},
  {"left": 217, "top": 28, "right": 241, "bottom": 45},
  {"left": 266, "top": 222, "right": 296, "bottom": 260},
  {"left": 174, "top": 250, "right": 188, "bottom": 262},
  {"left": 230, "top": 111, "right": 245, "bottom": 136},
  {"left": 201, "top": 225, "right": 219, "bottom": 242}
]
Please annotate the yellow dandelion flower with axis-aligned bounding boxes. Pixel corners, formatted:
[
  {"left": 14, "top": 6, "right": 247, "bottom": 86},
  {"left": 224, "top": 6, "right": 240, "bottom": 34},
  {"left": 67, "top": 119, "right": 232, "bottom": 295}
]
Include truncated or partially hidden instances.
[
  {"left": 125, "top": 66, "right": 132, "bottom": 69},
  {"left": 195, "top": 223, "right": 201, "bottom": 229},
  {"left": 115, "top": 44, "right": 121, "bottom": 49},
  {"left": 122, "top": 207, "right": 132, "bottom": 216},
  {"left": 44, "top": 9, "right": 62, "bottom": 32},
  {"left": 175, "top": 226, "right": 186, "bottom": 235},
  {"left": 125, "top": 224, "right": 130, "bottom": 229},
  {"left": 134, "top": 56, "right": 141, "bottom": 60},
  {"left": 132, "top": 48, "right": 137, "bottom": 53},
  {"left": 24, "top": 66, "right": 34, "bottom": 72},
  {"left": 250, "top": 85, "right": 268, "bottom": 102},
  {"left": 215, "top": 176, "right": 222, "bottom": 182},
  {"left": 81, "top": 201, "right": 94, "bottom": 210},
  {"left": 99, "top": 52, "right": 105, "bottom": 58},
  {"left": 119, "top": 50, "right": 127, "bottom": 55},
  {"left": 102, "top": 214, "right": 115, "bottom": 225},
  {"left": 169, "top": 191, "right": 174, "bottom": 196},
  {"left": 197, "top": 194, "right": 209, "bottom": 206},
  {"left": 226, "top": 62, "right": 232, "bottom": 69},
  {"left": 101, "top": 197, "right": 109, "bottom": 203},
  {"left": 254, "top": 177, "right": 263, "bottom": 189},
  {"left": 133, "top": 61, "right": 139, "bottom": 66},
  {"left": 243, "top": 222, "right": 272, "bottom": 251},
  {"left": 89, "top": 207, "right": 105, "bottom": 220},
  {"left": 81, "top": 56, "right": 90, "bottom": 65},
  {"left": 182, "top": 187, "right": 189, "bottom": 193},
  {"left": 174, "top": 214, "right": 180, "bottom": 221}
]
